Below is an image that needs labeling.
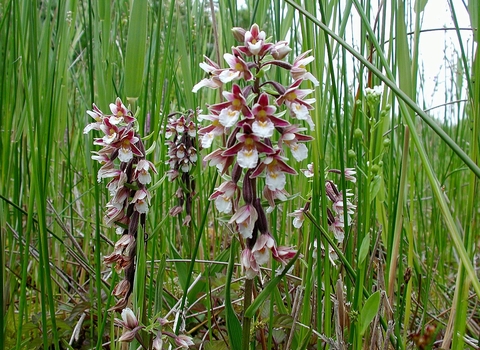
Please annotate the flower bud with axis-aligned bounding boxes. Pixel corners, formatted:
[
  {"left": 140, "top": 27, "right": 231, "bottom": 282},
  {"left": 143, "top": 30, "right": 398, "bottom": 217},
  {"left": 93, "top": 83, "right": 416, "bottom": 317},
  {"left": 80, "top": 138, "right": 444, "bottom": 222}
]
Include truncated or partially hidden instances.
[
  {"left": 254, "top": 198, "right": 268, "bottom": 234},
  {"left": 270, "top": 41, "right": 292, "bottom": 60},
  {"left": 121, "top": 308, "right": 138, "bottom": 329},
  {"left": 112, "top": 280, "right": 130, "bottom": 297},
  {"left": 383, "top": 138, "right": 390, "bottom": 148},
  {"left": 152, "top": 336, "right": 163, "bottom": 350},
  {"left": 231, "top": 27, "right": 246, "bottom": 42},
  {"left": 175, "top": 334, "right": 194, "bottom": 348},
  {"left": 242, "top": 170, "right": 254, "bottom": 204}
]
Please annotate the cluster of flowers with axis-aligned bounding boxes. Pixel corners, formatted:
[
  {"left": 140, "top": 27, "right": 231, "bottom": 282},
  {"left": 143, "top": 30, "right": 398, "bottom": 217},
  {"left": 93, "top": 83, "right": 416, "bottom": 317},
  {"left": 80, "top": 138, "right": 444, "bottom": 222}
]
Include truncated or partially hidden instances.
[
  {"left": 164, "top": 110, "right": 198, "bottom": 226},
  {"left": 193, "top": 23, "right": 318, "bottom": 278},
  {"left": 84, "top": 98, "right": 157, "bottom": 311},
  {"left": 116, "top": 308, "right": 194, "bottom": 349},
  {"left": 289, "top": 164, "right": 356, "bottom": 262}
]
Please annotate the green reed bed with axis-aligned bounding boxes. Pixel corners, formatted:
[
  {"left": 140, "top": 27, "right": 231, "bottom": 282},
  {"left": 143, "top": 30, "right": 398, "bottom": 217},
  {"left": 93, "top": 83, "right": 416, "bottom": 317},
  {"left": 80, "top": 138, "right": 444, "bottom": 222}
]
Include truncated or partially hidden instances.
[{"left": 0, "top": 0, "right": 479, "bottom": 349}]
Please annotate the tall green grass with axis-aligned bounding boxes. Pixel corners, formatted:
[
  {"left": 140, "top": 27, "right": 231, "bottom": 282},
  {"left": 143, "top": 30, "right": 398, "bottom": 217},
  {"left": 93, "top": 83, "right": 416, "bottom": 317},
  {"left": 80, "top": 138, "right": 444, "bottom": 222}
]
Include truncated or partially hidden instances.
[{"left": 0, "top": 0, "right": 478, "bottom": 349}]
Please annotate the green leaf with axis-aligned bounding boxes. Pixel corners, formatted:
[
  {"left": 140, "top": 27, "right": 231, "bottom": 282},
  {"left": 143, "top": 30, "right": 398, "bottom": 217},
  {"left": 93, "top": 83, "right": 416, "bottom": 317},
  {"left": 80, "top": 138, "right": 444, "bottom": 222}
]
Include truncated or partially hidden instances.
[
  {"left": 125, "top": 0, "right": 148, "bottom": 100},
  {"left": 209, "top": 247, "right": 231, "bottom": 275},
  {"left": 168, "top": 240, "right": 188, "bottom": 290},
  {"left": 272, "top": 314, "right": 295, "bottom": 328},
  {"left": 204, "top": 340, "right": 229, "bottom": 350},
  {"left": 225, "top": 242, "right": 242, "bottom": 350},
  {"left": 245, "top": 250, "right": 300, "bottom": 318},
  {"left": 369, "top": 174, "right": 382, "bottom": 202},
  {"left": 149, "top": 174, "right": 166, "bottom": 192},
  {"left": 358, "top": 233, "right": 370, "bottom": 265},
  {"left": 299, "top": 328, "right": 312, "bottom": 350},
  {"left": 414, "top": 0, "right": 428, "bottom": 13},
  {"left": 468, "top": 0, "right": 478, "bottom": 42},
  {"left": 359, "top": 290, "right": 381, "bottom": 335},
  {"left": 144, "top": 141, "right": 156, "bottom": 156}
]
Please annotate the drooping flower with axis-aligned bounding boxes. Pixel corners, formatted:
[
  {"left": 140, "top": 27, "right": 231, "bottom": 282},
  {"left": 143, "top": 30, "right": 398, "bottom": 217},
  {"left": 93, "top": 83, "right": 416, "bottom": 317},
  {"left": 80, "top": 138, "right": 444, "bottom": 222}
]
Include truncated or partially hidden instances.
[
  {"left": 109, "top": 97, "right": 135, "bottom": 124},
  {"left": 269, "top": 40, "right": 292, "bottom": 60},
  {"left": 198, "top": 111, "right": 225, "bottom": 148},
  {"left": 241, "top": 23, "right": 272, "bottom": 56},
  {"left": 291, "top": 50, "right": 319, "bottom": 86},
  {"left": 251, "top": 149, "right": 297, "bottom": 191},
  {"left": 209, "top": 84, "right": 252, "bottom": 126},
  {"left": 288, "top": 209, "right": 305, "bottom": 229},
  {"left": 327, "top": 208, "right": 345, "bottom": 242},
  {"left": 192, "top": 56, "right": 224, "bottom": 93},
  {"left": 84, "top": 104, "right": 105, "bottom": 133},
  {"left": 250, "top": 93, "right": 289, "bottom": 138},
  {"left": 263, "top": 186, "right": 290, "bottom": 211},
  {"left": 204, "top": 148, "right": 235, "bottom": 174},
  {"left": 252, "top": 232, "right": 276, "bottom": 265},
  {"left": 278, "top": 125, "right": 313, "bottom": 161},
  {"left": 109, "top": 128, "right": 143, "bottom": 163},
  {"left": 135, "top": 159, "right": 157, "bottom": 185},
  {"left": 222, "top": 126, "right": 275, "bottom": 169},
  {"left": 228, "top": 203, "right": 258, "bottom": 239},
  {"left": 241, "top": 248, "right": 260, "bottom": 279},
  {"left": 276, "top": 79, "right": 316, "bottom": 129},
  {"left": 219, "top": 50, "right": 253, "bottom": 83},
  {"left": 272, "top": 245, "right": 297, "bottom": 265},
  {"left": 131, "top": 188, "right": 151, "bottom": 214},
  {"left": 209, "top": 181, "right": 237, "bottom": 214},
  {"left": 301, "top": 163, "right": 314, "bottom": 178},
  {"left": 175, "top": 334, "right": 195, "bottom": 348},
  {"left": 115, "top": 308, "right": 144, "bottom": 342},
  {"left": 328, "top": 167, "right": 357, "bottom": 183}
]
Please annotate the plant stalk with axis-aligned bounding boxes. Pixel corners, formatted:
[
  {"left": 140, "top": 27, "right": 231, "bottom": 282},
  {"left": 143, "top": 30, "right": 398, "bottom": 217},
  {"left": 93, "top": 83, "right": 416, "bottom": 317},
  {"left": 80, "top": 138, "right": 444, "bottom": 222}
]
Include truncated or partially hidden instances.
[{"left": 242, "top": 278, "right": 254, "bottom": 350}]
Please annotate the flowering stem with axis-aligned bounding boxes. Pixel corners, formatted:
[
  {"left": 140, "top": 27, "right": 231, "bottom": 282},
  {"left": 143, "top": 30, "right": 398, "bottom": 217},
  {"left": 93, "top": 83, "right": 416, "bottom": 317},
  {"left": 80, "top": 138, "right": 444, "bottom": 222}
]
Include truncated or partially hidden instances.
[
  {"left": 242, "top": 278, "right": 254, "bottom": 350},
  {"left": 175, "top": 172, "right": 218, "bottom": 334}
]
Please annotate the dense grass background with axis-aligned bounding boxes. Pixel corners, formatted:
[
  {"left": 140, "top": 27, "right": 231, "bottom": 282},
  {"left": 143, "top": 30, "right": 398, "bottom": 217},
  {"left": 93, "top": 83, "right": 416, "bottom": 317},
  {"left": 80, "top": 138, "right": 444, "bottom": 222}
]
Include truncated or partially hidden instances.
[{"left": 0, "top": 0, "right": 479, "bottom": 349}]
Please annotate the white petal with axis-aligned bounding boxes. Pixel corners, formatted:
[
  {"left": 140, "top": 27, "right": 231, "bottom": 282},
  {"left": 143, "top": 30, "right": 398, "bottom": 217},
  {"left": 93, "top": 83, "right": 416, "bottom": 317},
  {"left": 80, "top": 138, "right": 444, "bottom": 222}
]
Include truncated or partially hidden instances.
[
  {"left": 290, "top": 103, "right": 309, "bottom": 120},
  {"left": 219, "top": 70, "right": 240, "bottom": 83},
  {"left": 118, "top": 148, "right": 133, "bottom": 162},
  {"left": 252, "top": 119, "right": 274, "bottom": 138},
  {"left": 266, "top": 171, "right": 286, "bottom": 191},
  {"left": 215, "top": 195, "right": 232, "bottom": 214},
  {"left": 102, "top": 133, "right": 117, "bottom": 144},
  {"left": 138, "top": 172, "right": 152, "bottom": 185},
  {"left": 253, "top": 249, "right": 270, "bottom": 265},
  {"left": 293, "top": 217, "right": 304, "bottom": 228},
  {"left": 290, "top": 143, "right": 308, "bottom": 161},
  {"left": 237, "top": 147, "right": 258, "bottom": 169},
  {"left": 135, "top": 200, "right": 149, "bottom": 214},
  {"left": 201, "top": 133, "right": 214, "bottom": 148},
  {"left": 248, "top": 41, "right": 262, "bottom": 55},
  {"left": 83, "top": 122, "right": 100, "bottom": 134},
  {"left": 238, "top": 222, "right": 254, "bottom": 239},
  {"left": 219, "top": 108, "right": 240, "bottom": 128}
]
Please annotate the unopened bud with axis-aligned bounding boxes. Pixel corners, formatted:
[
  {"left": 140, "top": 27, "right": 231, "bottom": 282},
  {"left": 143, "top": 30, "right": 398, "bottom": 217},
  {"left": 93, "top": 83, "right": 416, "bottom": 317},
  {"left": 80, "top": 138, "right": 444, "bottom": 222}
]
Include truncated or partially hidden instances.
[
  {"left": 121, "top": 308, "right": 138, "bottom": 329},
  {"left": 231, "top": 27, "right": 246, "bottom": 42},
  {"left": 242, "top": 170, "right": 254, "bottom": 204},
  {"left": 270, "top": 41, "right": 292, "bottom": 60}
]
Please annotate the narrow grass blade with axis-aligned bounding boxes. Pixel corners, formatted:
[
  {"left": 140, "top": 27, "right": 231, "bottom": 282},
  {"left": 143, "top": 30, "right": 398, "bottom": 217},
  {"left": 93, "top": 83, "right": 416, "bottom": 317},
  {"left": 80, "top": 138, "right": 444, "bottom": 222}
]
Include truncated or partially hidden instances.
[
  {"left": 125, "top": 0, "right": 148, "bottom": 101},
  {"left": 225, "top": 240, "right": 242, "bottom": 350},
  {"left": 244, "top": 250, "right": 300, "bottom": 318}
]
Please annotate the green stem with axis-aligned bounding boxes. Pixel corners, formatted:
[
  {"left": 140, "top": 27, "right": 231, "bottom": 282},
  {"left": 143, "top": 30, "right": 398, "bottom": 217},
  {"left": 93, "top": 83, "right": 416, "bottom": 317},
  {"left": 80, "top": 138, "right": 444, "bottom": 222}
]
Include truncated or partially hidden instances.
[{"left": 242, "top": 278, "right": 254, "bottom": 350}]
